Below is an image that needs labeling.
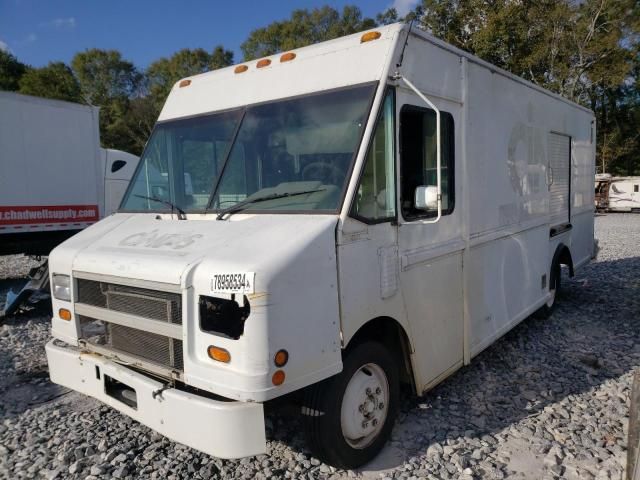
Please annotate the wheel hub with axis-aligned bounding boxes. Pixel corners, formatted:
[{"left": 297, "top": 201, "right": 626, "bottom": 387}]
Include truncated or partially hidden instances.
[{"left": 341, "top": 363, "right": 389, "bottom": 449}]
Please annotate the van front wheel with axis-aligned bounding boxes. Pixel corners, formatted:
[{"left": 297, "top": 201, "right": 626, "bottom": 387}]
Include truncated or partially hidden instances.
[{"left": 302, "top": 341, "right": 399, "bottom": 469}]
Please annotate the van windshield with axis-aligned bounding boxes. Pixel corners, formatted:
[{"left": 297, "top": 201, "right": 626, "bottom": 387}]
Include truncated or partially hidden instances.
[{"left": 120, "top": 83, "right": 376, "bottom": 214}]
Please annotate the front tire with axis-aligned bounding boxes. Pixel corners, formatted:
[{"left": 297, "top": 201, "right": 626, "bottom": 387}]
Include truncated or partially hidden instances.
[{"left": 302, "top": 341, "right": 399, "bottom": 469}]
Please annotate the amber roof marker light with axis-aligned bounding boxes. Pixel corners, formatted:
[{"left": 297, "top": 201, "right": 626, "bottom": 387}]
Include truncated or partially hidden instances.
[
  {"left": 178, "top": 79, "right": 191, "bottom": 88},
  {"left": 360, "top": 31, "right": 382, "bottom": 43},
  {"left": 256, "top": 58, "right": 271, "bottom": 68},
  {"left": 234, "top": 65, "right": 248, "bottom": 74},
  {"left": 280, "top": 52, "right": 296, "bottom": 63}
]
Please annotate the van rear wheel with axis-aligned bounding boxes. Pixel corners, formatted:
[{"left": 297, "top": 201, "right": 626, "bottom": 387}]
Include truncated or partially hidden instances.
[
  {"left": 302, "top": 341, "right": 399, "bottom": 469},
  {"left": 536, "top": 261, "right": 561, "bottom": 319}
]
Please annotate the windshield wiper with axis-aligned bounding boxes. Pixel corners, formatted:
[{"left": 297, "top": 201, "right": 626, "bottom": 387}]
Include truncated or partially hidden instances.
[
  {"left": 134, "top": 194, "right": 187, "bottom": 220},
  {"left": 215, "top": 189, "right": 326, "bottom": 220}
]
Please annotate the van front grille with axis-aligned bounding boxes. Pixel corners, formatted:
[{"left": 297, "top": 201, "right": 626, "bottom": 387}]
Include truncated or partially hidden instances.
[
  {"left": 78, "top": 316, "right": 183, "bottom": 371},
  {"left": 76, "top": 279, "right": 182, "bottom": 324}
]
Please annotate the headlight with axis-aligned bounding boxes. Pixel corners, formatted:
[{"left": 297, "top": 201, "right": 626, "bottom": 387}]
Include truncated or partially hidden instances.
[{"left": 52, "top": 274, "right": 71, "bottom": 301}]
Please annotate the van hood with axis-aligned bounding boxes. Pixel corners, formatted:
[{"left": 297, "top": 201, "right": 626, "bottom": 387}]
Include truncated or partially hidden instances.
[{"left": 53, "top": 213, "right": 338, "bottom": 287}]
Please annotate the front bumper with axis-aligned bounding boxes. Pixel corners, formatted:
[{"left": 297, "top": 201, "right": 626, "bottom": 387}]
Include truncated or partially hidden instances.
[{"left": 45, "top": 340, "right": 266, "bottom": 459}]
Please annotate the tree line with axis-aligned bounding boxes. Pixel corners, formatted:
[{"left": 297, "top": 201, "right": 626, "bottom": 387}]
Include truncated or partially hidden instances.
[{"left": 1, "top": 2, "right": 638, "bottom": 175}]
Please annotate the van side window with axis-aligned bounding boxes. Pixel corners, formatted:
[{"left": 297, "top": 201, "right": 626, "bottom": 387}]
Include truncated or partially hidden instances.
[
  {"left": 351, "top": 90, "right": 396, "bottom": 222},
  {"left": 400, "top": 106, "right": 454, "bottom": 220},
  {"left": 635, "top": 185, "right": 639, "bottom": 193}
]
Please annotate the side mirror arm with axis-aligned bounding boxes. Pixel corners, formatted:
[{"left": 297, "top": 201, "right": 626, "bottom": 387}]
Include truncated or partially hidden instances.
[{"left": 396, "top": 75, "right": 442, "bottom": 224}]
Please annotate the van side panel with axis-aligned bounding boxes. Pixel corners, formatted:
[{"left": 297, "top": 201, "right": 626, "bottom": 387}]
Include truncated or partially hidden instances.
[
  {"left": 463, "top": 60, "right": 594, "bottom": 357},
  {"left": 467, "top": 225, "right": 549, "bottom": 356},
  {"left": 339, "top": 32, "right": 594, "bottom": 394}
]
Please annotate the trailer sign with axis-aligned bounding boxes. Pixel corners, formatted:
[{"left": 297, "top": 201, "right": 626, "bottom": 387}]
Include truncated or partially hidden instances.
[
  {"left": 211, "top": 272, "right": 255, "bottom": 295},
  {"left": 0, "top": 204, "right": 99, "bottom": 226}
]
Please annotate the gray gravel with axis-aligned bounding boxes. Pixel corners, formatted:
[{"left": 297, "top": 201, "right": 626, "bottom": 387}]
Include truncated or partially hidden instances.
[{"left": 0, "top": 214, "right": 638, "bottom": 480}]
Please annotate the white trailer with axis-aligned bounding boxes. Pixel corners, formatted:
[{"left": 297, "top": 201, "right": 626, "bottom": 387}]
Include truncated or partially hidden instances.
[
  {"left": 595, "top": 175, "right": 640, "bottom": 212},
  {"left": 0, "top": 92, "right": 138, "bottom": 314},
  {"left": 0, "top": 92, "right": 139, "bottom": 256},
  {"left": 45, "top": 23, "right": 595, "bottom": 467}
]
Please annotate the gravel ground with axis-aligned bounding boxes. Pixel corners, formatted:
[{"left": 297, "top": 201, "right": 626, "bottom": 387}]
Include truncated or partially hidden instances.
[{"left": 0, "top": 213, "right": 638, "bottom": 480}]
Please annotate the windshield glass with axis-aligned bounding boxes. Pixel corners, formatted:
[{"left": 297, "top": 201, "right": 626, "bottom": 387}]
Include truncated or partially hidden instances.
[
  {"left": 121, "top": 83, "right": 376, "bottom": 213},
  {"left": 211, "top": 83, "right": 375, "bottom": 212},
  {"left": 121, "top": 109, "right": 242, "bottom": 212}
]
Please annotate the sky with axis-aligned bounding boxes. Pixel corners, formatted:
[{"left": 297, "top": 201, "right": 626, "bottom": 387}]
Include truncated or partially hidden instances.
[{"left": 0, "top": 0, "right": 419, "bottom": 69}]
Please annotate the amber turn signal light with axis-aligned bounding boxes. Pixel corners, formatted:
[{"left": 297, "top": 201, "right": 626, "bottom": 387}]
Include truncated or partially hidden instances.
[
  {"left": 274, "top": 349, "right": 289, "bottom": 367},
  {"left": 272, "top": 370, "right": 285, "bottom": 386},
  {"left": 178, "top": 79, "right": 191, "bottom": 88},
  {"left": 256, "top": 58, "right": 271, "bottom": 68},
  {"left": 208, "top": 346, "right": 231, "bottom": 363},
  {"left": 59, "top": 308, "right": 72, "bottom": 321},
  {"left": 280, "top": 52, "right": 296, "bottom": 62},
  {"left": 234, "top": 65, "right": 248, "bottom": 74},
  {"left": 360, "top": 31, "right": 382, "bottom": 43}
]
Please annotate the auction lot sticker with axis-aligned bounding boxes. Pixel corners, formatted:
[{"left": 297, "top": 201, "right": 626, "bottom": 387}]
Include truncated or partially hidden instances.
[{"left": 211, "top": 272, "right": 255, "bottom": 295}]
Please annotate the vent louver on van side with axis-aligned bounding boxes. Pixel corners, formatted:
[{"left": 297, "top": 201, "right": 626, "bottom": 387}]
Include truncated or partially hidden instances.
[{"left": 548, "top": 132, "right": 571, "bottom": 227}]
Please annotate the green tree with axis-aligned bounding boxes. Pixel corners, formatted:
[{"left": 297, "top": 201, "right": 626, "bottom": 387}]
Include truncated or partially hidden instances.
[
  {"left": 71, "top": 49, "right": 141, "bottom": 105},
  {"left": 71, "top": 49, "right": 142, "bottom": 152},
  {"left": 120, "top": 45, "right": 236, "bottom": 154},
  {"left": 574, "top": 0, "right": 639, "bottom": 175},
  {"left": 419, "top": 0, "right": 640, "bottom": 174},
  {"left": 0, "top": 50, "right": 28, "bottom": 91},
  {"left": 18, "top": 62, "right": 82, "bottom": 102},
  {"left": 420, "top": 0, "right": 574, "bottom": 87},
  {"left": 117, "top": 95, "right": 159, "bottom": 155},
  {"left": 376, "top": 8, "right": 399, "bottom": 25},
  {"left": 147, "top": 46, "right": 233, "bottom": 108},
  {"left": 241, "top": 5, "right": 377, "bottom": 60}
]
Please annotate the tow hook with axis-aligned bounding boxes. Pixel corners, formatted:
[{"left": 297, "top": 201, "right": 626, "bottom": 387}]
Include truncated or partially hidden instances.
[{"left": 152, "top": 384, "right": 172, "bottom": 400}]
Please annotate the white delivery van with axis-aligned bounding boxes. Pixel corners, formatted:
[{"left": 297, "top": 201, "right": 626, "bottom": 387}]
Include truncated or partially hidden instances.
[
  {"left": 45, "top": 23, "right": 595, "bottom": 468},
  {"left": 0, "top": 92, "right": 139, "bottom": 256}
]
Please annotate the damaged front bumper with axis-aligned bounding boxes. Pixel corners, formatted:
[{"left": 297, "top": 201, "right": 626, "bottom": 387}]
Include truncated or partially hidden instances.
[{"left": 45, "top": 340, "right": 266, "bottom": 459}]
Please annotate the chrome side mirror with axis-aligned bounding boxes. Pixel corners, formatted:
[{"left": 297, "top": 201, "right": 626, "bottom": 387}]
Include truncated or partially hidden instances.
[{"left": 415, "top": 185, "right": 438, "bottom": 210}]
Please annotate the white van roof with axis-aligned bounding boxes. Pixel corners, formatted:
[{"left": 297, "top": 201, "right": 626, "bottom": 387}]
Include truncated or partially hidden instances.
[
  {"left": 159, "top": 20, "right": 592, "bottom": 122},
  {"left": 158, "top": 24, "right": 403, "bottom": 122}
]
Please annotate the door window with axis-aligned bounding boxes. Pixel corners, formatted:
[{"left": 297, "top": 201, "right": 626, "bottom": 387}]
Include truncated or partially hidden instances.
[
  {"left": 400, "top": 106, "right": 455, "bottom": 220},
  {"left": 351, "top": 90, "right": 396, "bottom": 222}
]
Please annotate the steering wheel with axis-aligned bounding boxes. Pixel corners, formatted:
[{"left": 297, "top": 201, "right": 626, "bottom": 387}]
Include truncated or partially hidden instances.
[{"left": 301, "top": 162, "right": 343, "bottom": 185}]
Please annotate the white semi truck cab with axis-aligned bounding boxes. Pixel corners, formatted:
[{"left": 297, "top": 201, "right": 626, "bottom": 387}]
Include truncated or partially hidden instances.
[{"left": 46, "top": 23, "right": 595, "bottom": 468}]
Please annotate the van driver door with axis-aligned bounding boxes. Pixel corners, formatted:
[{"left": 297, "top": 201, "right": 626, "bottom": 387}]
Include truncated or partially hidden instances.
[
  {"left": 395, "top": 88, "right": 465, "bottom": 392},
  {"left": 337, "top": 89, "right": 407, "bottom": 346}
]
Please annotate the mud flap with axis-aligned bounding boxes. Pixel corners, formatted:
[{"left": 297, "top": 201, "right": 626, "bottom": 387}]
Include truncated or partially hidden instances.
[{"left": 1, "top": 260, "right": 50, "bottom": 318}]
